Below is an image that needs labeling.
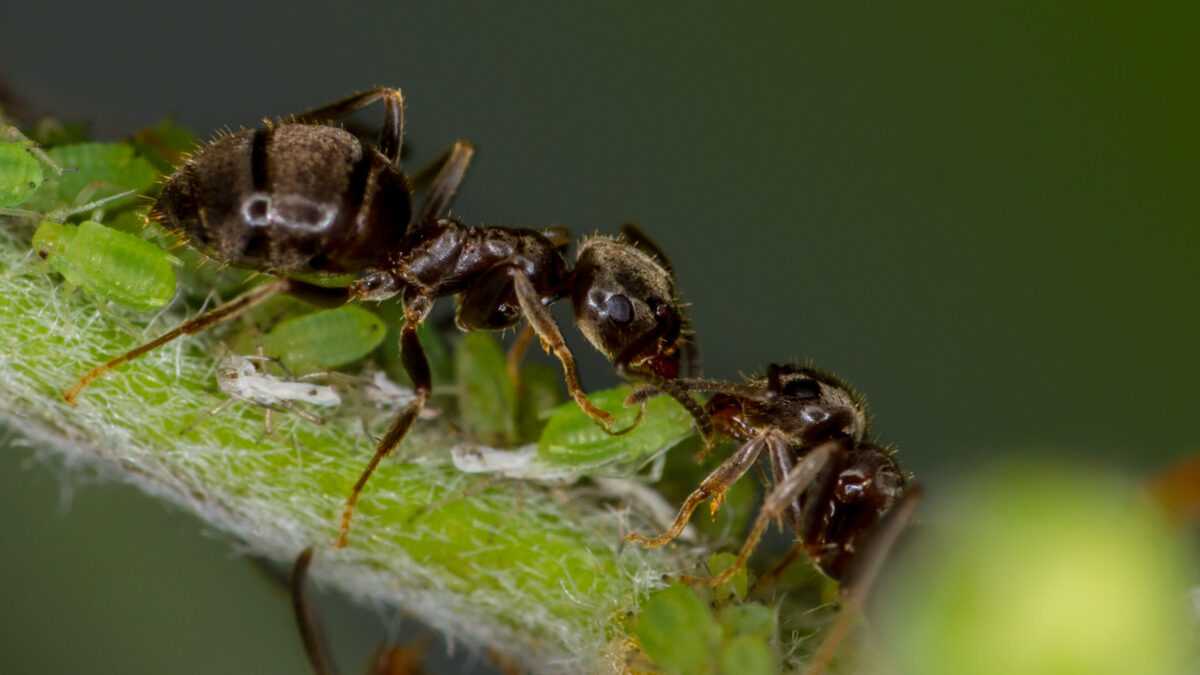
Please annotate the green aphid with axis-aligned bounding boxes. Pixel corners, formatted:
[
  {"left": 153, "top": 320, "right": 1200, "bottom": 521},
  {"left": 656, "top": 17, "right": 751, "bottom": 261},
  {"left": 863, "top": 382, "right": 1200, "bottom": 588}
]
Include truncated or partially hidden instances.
[
  {"left": 0, "top": 141, "right": 44, "bottom": 207},
  {"left": 25, "top": 142, "right": 159, "bottom": 212},
  {"left": 454, "top": 331, "right": 518, "bottom": 446},
  {"left": 537, "top": 385, "right": 694, "bottom": 475},
  {"left": 32, "top": 219, "right": 178, "bottom": 311},
  {"left": 261, "top": 305, "right": 387, "bottom": 374}
]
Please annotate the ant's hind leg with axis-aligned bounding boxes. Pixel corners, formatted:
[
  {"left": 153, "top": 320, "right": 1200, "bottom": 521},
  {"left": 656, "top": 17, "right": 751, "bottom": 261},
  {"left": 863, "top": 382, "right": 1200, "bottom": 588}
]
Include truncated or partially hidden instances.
[
  {"left": 802, "top": 485, "right": 923, "bottom": 675},
  {"left": 336, "top": 291, "right": 432, "bottom": 548},
  {"left": 415, "top": 140, "right": 475, "bottom": 225},
  {"left": 290, "top": 548, "right": 336, "bottom": 675},
  {"left": 290, "top": 87, "right": 405, "bottom": 166},
  {"left": 511, "top": 269, "right": 642, "bottom": 435},
  {"left": 682, "top": 439, "right": 836, "bottom": 588},
  {"left": 63, "top": 278, "right": 293, "bottom": 404},
  {"left": 625, "top": 434, "right": 769, "bottom": 549}
]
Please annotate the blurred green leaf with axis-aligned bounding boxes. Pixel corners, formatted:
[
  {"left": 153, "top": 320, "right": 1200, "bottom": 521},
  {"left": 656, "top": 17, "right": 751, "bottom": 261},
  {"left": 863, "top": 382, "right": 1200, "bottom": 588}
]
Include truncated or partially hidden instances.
[
  {"left": 636, "top": 584, "right": 722, "bottom": 675},
  {"left": 455, "top": 331, "right": 518, "bottom": 445}
]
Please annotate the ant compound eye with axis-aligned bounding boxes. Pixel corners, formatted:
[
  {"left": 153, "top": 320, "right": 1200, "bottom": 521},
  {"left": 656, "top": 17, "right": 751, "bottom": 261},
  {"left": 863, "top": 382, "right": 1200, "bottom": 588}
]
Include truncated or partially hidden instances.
[
  {"left": 782, "top": 378, "right": 821, "bottom": 400},
  {"left": 605, "top": 294, "right": 634, "bottom": 324}
]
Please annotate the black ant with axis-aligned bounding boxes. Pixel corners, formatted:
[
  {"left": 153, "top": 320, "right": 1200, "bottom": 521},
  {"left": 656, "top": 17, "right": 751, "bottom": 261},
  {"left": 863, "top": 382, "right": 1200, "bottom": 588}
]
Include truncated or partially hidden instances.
[
  {"left": 626, "top": 363, "right": 921, "bottom": 674},
  {"left": 60, "top": 88, "right": 708, "bottom": 546}
]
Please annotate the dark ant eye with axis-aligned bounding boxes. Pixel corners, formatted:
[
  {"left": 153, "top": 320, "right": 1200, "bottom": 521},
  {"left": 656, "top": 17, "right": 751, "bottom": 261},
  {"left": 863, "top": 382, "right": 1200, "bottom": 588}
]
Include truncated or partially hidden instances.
[
  {"left": 605, "top": 294, "right": 633, "bottom": 324},
  {"left": 782, "top": 378, "right": 821, "bottom": 399}
]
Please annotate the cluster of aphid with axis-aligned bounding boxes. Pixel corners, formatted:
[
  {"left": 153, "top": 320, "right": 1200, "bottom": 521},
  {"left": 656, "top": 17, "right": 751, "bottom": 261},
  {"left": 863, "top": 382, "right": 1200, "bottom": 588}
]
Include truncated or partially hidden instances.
[{"left": 1, "top": 88, "right": 919, "bottom": 674}]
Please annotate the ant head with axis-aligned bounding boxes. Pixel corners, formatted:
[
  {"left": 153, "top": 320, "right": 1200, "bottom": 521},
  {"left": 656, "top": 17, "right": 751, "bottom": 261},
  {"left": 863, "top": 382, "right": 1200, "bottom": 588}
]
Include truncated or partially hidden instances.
[
  {"left": 571, "top": 236, "right": 684, "bottom": 378},
  {"left": 832, "top": 444, "right": 905, "bottom": 509},
  {"left": 813, "top": 443, "right": 906, "bottom": 582},
  {"left": 757, "top": 364, "right": 869, "bottom": 443},
  {"left": 349, "top": 269, "right": 402, "bottom": 302}
]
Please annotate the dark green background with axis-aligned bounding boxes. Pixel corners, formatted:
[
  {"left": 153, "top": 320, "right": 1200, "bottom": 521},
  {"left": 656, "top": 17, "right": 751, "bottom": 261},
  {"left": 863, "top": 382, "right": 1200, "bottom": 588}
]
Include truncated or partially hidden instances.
[{"left": 1, "top": 3, "right": 1195, "bottom": 673}]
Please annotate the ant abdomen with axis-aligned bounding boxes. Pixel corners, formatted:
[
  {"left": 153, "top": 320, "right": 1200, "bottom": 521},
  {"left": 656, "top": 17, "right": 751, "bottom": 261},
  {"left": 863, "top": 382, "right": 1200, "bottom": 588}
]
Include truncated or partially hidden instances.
[{"left": 155, "top": 124, "right": 411, "bottom": 274}]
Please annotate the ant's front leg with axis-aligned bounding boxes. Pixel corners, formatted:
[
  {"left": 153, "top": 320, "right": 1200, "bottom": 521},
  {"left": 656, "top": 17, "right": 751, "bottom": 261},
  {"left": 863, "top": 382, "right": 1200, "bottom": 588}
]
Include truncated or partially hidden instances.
[
  {"left": 681, "top": 438, "right": 836, "bottom": 588},
  {"left": 336, "top": 289, "right": 432, "bottom": 548},
  {"left": 510, "top": 269, "right": 642, "bottom": 435},
  {"left": 625, "top": 433, "right": 770, "bottom": 549}
]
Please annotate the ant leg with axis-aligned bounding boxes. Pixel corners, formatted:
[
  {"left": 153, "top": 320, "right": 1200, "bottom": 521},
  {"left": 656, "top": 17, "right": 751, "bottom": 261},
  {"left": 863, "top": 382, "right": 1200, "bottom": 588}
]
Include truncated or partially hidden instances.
[
  {"left": 683, "top": 440, "right": 836, "bottom": 588},
  {"left": 511, "top": 269, "right": 641, "bottom": 435},
  {"left": 336, "top": 291, "right": 433, "bottom": 548},
  {"left": 802, "top": 485, "right": 923, "bottom": 675},
  {"left": 505, "top": 323, "right": 535, "bottom": 386},
  {"left": 625, "top": 434, "right": 770, "bottom": 548},
  {"left": 290, "top": 87, "right": 405, "bottom": 166},
  {"left": 415, "top": 140, "right": 475, "bottom": 225},
  {"left": 290, "top": 548, "right": 337, "bottom": 675},
  {"left": 64, "top": 278, "right": 292, "bottom": 404}
]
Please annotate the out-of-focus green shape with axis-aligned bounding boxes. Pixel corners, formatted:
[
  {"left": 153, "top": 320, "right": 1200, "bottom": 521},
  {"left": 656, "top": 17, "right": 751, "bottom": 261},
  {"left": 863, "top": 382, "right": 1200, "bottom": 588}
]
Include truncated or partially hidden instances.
[
  {"left": 455, "top": 331, "right": 518, "bottom": 445},
  {"left": 28, "top": 142, "right": 158, "bottom": 211},
  {"left": 32, "top": 219, "right": 177, "bottom": 311},
  {"left": 516, "top": 361, "right": 563, "bottom": 443},
  {"left": 635, "top": 583, "right": 722, "bottom": 675},
  {"left": 718, "top": 603, "right": 776, "bottom": 642},
  {"left": 537, "top": 385, "right": 694, "bottom": 473},
  {"left": 878, "top": 463, "right": 1197, "bottom": 675},
  {"left": 708, "top": 552, "right": 748, "bottom": 603},
  {"left": 718, "top": 635, "right": 775, "bottom": 675},
  {"left": 0, "top": 141, "right": 44, "bottom": 206},
  {"left": 261, "top": 305, "right": 386, "bottom": 373},
  {"left": 128, "top": 118, "right": 197, "bottom": 173}
]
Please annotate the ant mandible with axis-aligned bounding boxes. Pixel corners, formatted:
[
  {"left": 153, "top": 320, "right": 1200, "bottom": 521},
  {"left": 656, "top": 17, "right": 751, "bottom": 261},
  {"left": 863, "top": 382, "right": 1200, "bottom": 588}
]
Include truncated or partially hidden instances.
[
  {"left": 60, "top": 88, "right": 710, "bottom": 546},
  {"left": 626, "top": 363, "right": 921, "bottom": 675}
]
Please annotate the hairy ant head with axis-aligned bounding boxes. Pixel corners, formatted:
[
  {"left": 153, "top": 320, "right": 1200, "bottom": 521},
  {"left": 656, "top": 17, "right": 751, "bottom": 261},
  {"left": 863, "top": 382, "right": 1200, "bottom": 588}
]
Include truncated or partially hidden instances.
[
  {"left": 572, "top": 237, "right": 684, "bottom": 378},
  {"left": 349, "top": 269, "right": 401, "bottom": 302},
  {"left": 752, "top": 364, "right": 870, "bottom": 444}
]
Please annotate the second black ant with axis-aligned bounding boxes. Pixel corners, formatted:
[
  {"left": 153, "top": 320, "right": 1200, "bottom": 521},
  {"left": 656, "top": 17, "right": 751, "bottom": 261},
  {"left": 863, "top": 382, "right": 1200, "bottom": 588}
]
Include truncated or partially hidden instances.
[{"left": 626, "top": 363, "right": 921, "bottom": 675}]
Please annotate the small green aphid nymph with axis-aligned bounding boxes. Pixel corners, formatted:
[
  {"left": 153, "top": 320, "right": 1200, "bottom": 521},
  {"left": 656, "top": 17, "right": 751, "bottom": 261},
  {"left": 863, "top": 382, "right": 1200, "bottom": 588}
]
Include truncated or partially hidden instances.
[
  {"left": 32, "top": 219, "right": 178, "bottom": 311},
  {"left": 261, "top": 305, "right": 387, "bottom": 374}
]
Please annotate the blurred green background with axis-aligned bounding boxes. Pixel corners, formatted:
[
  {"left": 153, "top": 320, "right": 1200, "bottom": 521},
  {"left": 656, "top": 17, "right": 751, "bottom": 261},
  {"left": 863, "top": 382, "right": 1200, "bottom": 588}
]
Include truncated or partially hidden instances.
[{"left": 0, "top": 2, "right": 1195, "bottom": 673}]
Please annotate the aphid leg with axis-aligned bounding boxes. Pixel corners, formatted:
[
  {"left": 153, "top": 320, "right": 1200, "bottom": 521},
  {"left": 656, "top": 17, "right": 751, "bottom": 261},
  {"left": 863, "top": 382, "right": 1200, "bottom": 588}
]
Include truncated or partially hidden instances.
[
  {"left": 46, "top": 188, "right": 139, "bottom": 222},
  {"left": 290, "top": 87, "right": 405, "bottom": 166},
  {"left": 625, "top": 434, "right": 771, "bottom": 548},
  {"left": 336, "top": 291, "right": 432, "bottom": 548},
  {"left": 290, "top": 547, "right": 337, "bottom": 675},
  {"left": 63, "top": 278, "right": 292, "bottom": 404},
  {"left": 802, "top": 485, "right": 923, "bottom": 675},
  {"left": 416, "top": 139, "right": 475, "bottom": 225},
  {"left": 682, "top": 440, "right": 836, "bottom": 588},
  {"left": 511, "top": 269, "right": 641, "bottom": 435},
  {"left": 505, "top": 323, "right": 535, "bottom": 387}
]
